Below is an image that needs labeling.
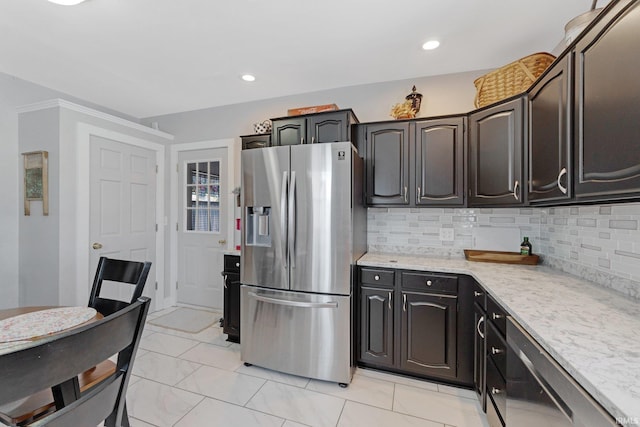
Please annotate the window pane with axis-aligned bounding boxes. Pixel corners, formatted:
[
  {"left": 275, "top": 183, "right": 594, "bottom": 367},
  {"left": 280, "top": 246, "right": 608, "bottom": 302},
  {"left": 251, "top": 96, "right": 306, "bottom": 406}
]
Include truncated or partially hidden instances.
[
  {"left": 187, "top": 162, "right": 197, "bottom": 184},
  {"left": 210, "top": 209, "right": 220, "bottom": 233},
  {"left": 187, "top": 186, "right": 196, "bottom": 208}
]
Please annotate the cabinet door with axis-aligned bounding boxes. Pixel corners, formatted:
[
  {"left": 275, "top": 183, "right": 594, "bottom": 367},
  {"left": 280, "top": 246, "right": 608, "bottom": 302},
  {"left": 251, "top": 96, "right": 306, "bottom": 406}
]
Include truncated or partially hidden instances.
[
  {"left": 528, "top": 56, "right": 572, "bottom": 204},
  {"left": 360, "top": 286, "right": 394, "bottom": 367},
  {"left": 400, "top": 292, "right": 457, "bottom": 380},
  {"left": 365, "top": 122, "right": 410, "bottom": 205},
  {"left": 574, "top": 0, "right": 640, "bottom": 201},
  {"left": 308, "top": 111, "right": 350, "bottom": 143},
  {"left": 414, "top": 117, "right": 465, "bottom": 206},
  {"left": 469, "top": 97, "right": 525, "bottom": 206},
  {"left": 241, "top": 134, "right": 271, "bottom": 150},
  {"left": 223, "top": 273, "right": 241, "bottom": 342},
  {"left": 272, "top": 117, "right": 306, "bottom": 146}
]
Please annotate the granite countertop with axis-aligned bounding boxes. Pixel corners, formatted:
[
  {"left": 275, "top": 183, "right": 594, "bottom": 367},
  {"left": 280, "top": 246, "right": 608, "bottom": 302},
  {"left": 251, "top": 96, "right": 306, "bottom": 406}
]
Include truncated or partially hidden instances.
[{"left": 358, "top": 252, "right": 640, "bottom": 424}]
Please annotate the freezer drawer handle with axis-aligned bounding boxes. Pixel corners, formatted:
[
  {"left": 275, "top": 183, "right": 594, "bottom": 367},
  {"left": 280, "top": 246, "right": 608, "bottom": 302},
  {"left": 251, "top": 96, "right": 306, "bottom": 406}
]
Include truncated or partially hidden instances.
[{"left": 249, "top": 292, "right": 338, "bottom": 309}]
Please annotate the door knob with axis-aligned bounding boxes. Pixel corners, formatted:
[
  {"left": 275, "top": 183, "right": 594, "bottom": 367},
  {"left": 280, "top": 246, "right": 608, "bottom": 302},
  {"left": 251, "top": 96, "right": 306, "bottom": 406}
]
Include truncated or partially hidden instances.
[
  {"left": 218, "top": 239, "right": 227, "bottom": 245},
  {"left": 92, "top": 242, "right": 103, "bottom": 250}
]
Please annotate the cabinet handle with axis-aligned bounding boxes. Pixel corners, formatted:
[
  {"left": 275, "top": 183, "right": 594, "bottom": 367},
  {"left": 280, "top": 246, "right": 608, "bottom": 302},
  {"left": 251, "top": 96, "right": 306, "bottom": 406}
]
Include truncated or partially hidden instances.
[
  {"left": 491, "top": 346, "right": 504, "bottom": 355},
  {"left": 492, "top": 312, "right": 504, "bottom": 320},
  {"left": 311, "top": 136, "right": 316, "bottom": 144},
  {"left": 491, "top": 387, "right": 502, "bottom": 395},
  {"left": 223, "top": 274, "right": 228, "bottom": 288},
  {"left": 426, "top": 280, "right": 432, "bottom": 287},
  {"left": 301, "top": 137, "right": 305, "bottom": 144},
  {"left": 235, "top": 262, "right": 240, "bottom": 267},
  {"left": 388, "top": 292, "right": 392, "bottom": 310},
  {"left": 403, "top": 294, "right": 407, "bottom": 312},
  {"left": 416, "top": 186, "right": 421, "bottom": 204},
  {"left": 513, "top": 180, "right": 520, "bottom": 200},
  {"left": 557, "top": 167, "right": 568, "bottom": 194},
  {"left": 404, "top": 186, "right": 408, "bottom": 203},
  {"left": 476, "top": 316, "right": 485, "bottom": 339},
  {"left": 374, "top": 275, "right": 380, "bottom": 281},
  {"left": 474, "top": 291, "right": 483, "bottom": 297}
]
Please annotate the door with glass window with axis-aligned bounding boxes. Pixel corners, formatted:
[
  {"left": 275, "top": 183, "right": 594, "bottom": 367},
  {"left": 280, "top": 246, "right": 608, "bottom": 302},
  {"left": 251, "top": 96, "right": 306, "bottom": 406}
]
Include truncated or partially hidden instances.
[{"left": 177, "top": 148, "right": 228, "bottom": 309}]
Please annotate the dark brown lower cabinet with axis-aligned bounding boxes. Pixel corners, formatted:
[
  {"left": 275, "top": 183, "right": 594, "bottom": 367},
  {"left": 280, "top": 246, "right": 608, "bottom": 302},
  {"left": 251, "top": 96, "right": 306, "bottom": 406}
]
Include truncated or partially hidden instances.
[
  {"left": 359, "top": 287, "right": 394, "bottom": 367},
  {"left": 357, "top": 267, "right": 473, "bottom": 386},
  {"left": 222, "top": 255, "right": 241, "bottom": 343},
  {"left": 400, "top": 292, "right": 457, "bottom": 379}
]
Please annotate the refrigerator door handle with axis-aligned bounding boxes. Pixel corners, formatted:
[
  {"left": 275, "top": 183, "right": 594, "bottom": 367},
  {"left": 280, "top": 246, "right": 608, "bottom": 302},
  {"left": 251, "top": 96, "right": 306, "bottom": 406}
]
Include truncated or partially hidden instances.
[
  {"left": 281, "top": 171, "right": 288, "bottom": 269},
  {"left": 288, "top": 171, "right": 296, "bottom": 269},
  {"left": 248, "top": 292, "right": 338, "bottom": 309}
]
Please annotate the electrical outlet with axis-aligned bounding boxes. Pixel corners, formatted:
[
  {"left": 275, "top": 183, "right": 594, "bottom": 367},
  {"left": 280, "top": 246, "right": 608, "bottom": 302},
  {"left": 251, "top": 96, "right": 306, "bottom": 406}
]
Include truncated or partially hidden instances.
[{"left": 439, "top": 228, "right": 455, "bottom": 241}]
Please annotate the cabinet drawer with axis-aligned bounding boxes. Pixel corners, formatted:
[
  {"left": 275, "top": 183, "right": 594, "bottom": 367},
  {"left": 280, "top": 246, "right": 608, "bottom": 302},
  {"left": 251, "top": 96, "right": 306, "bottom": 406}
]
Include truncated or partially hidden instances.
[
  {"left": 401, "top": 271, "right": 458, "bottom": 294},
  {"left": 472, "top": 281, "right": 486, "bottom": 310},
  {"left": 487, "top": 321, "right": 507, "bottom": 380},
  {"left": 361, "top": 268, "right": 395, "bottom": 287},
  {"left": 487, "top": 295, "right": 507, "bottom": 336},
  {"left": 224, "top": 255, "right": 241, "bottom": 273},
  {"left": 486, "top": 357, "right": 506, "bottom": 423}
]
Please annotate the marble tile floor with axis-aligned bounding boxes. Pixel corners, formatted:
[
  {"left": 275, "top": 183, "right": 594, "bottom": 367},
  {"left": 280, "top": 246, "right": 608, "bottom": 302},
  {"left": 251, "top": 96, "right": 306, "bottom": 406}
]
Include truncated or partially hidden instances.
[{"left": 119, "top": 306, "right": 489, "bottom": 427}]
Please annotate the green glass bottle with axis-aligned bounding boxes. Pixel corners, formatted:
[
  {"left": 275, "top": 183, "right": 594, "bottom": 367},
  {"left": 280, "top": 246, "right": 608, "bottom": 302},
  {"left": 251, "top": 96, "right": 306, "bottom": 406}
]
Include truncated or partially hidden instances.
[{"left": 520, "top": 237, "right": 532, "bottom": 256}]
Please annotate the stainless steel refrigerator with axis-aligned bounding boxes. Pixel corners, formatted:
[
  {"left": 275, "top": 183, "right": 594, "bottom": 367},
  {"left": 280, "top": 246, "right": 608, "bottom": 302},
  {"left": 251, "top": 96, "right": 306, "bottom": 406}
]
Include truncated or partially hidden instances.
[{"left": 240, "top": 141, "right": 366, "bottom": 385}]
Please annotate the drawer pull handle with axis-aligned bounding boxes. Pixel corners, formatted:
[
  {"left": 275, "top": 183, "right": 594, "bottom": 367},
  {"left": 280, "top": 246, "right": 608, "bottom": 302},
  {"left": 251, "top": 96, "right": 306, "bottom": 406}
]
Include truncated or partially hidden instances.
[
  {"left": 426, "top": 280, "right": 432, "bottom": 287},
  {"left": 474, "top": 291, "right": 483, "bottom": 297},
  {"left": 491, "top": 387, "right": 501, "bottom": 395},
  {"left": 374, "top": 275, "right": 380, "bottom": 281},
  {"left": 492, "top": 313, "right": 504, "bottom": 320},
  {"left": 491, "top": 346, "right": 503, "bottom": 355}
]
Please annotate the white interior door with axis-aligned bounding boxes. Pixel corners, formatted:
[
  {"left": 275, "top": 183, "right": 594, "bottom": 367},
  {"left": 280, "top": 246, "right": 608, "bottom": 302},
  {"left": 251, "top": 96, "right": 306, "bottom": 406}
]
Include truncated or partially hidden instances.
[
  {"left": 89, "top": 135, "right": 157, "bottom": 307},
  {"left": 177, "top": 148, "right": 228, "bottom": 309}
]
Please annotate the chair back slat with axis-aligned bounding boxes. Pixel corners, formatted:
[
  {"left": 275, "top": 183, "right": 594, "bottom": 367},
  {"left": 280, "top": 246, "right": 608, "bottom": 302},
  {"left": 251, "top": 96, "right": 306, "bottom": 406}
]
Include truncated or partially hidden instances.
[{"left": 89, "top": 257, "right": 152, "bottom": 317}]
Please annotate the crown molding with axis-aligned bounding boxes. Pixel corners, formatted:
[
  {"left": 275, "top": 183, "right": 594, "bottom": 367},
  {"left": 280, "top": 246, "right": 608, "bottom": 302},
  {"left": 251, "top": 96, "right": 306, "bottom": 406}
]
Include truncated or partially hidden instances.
[{"left": 16, "top": 98, "right": 174, "bottom": 140}]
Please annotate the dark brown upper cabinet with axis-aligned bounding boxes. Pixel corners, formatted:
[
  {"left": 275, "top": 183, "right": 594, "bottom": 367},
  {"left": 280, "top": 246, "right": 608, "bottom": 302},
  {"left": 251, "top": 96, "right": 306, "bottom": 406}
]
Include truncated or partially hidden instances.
[
  {"left": 414, "top": 117, "right": 465, "bottom": 206},
  {"left": 363, "top": 122, "right": 411, "bottom": 206},
  {"left": 527, "top": 55, "right": 572, "bottom": 204},
  {"left": 468, "top": 96, "right": 526, "bottom": 207},
  {"left": 573, "top": 0, "right": 640, "bottom": 201},
  {"left": 358, "top": 116, "right": 465, "bottom": 207},
  {"left": 240, "top": 133, "right": 271, "bottom": 150},
  {"left": 271, "top": 109, "right": 358, "bottom": 146}
]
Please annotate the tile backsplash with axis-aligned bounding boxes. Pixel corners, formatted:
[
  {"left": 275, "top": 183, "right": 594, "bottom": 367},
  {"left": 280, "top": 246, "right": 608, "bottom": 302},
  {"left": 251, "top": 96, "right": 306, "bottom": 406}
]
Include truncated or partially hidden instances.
[{"left": 368, "top": 203, "right": 640, "bottom": 299}]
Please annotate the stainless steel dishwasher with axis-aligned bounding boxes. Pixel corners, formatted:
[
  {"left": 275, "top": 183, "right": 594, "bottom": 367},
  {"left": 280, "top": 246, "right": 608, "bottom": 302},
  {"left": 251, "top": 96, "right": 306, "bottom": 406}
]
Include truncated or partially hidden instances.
[{"left": 506, "top": 317, "right": 617, "bottom": 426}]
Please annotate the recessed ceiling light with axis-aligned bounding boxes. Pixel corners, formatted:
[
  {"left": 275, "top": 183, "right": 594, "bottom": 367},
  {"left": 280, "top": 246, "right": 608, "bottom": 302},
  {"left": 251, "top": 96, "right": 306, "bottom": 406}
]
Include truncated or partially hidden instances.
[
  {"left": 422, "top": 40, "right": 440, "bottom": 50},
  {"left": 48, "top": 0, "right": 88, "bottom": 5},
  {"left": 241, "top": 74, "right": 256, "bottom": 82}
]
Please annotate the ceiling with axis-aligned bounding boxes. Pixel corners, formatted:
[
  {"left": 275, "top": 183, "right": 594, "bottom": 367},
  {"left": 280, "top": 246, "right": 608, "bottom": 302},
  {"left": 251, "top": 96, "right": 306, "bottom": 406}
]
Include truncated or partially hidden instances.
[{"left": 1, "top": 0, "right": 601, "bottom": 119}]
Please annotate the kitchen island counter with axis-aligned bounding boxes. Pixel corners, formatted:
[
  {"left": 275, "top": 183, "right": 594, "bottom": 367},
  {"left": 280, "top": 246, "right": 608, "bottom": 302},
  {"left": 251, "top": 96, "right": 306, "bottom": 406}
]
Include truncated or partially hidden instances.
[{"left": 358, "top": 252, "right": 640, "bottom": 424}]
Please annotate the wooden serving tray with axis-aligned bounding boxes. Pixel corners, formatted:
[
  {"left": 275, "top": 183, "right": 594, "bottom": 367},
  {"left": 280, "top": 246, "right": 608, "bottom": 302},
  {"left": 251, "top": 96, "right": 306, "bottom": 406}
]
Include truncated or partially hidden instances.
[{"left": 464, "top": 249, "right": 539, "bottom": 265}]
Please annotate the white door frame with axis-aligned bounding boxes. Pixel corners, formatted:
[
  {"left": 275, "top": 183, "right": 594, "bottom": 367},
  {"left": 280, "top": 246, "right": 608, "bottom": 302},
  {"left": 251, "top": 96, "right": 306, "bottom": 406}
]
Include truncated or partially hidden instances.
[
  {"left": 169, "top": 139, "right": 236, "bottom": 307},
  {"left": 74, "top": 123, "right": 166, "bottom": 308}
]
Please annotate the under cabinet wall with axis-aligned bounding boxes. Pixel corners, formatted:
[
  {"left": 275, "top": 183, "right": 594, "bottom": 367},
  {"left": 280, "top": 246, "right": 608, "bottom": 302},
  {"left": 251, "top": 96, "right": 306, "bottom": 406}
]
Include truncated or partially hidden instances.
[{"left": 368, "top": 203, "right": 640, "bottom": 299}]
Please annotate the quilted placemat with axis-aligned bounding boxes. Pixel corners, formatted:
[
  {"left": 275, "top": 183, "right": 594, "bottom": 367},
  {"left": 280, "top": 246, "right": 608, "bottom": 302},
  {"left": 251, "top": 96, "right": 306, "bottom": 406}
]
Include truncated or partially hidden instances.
[{"left": 0, "top": 307, "right": 96, "bottom": 343}]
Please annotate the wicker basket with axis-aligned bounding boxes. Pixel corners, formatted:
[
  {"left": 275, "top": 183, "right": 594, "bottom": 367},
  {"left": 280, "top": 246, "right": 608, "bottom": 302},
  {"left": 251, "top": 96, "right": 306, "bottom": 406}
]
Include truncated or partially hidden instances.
[{"left": 473, "top": 52, "right": 556, "bottom": 108}]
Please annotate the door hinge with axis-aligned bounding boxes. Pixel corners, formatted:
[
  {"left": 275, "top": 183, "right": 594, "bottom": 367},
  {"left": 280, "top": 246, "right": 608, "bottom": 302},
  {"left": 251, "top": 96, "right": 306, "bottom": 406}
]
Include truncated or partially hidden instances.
[
  {"left": 155, "top": 281, "right": 158, "bottom": 290},
  {"left": 176, "top": 281, "right": 179, "bottom": 289},
  {"left": 155, "top": 223, "right": 158, "bottom": 232},
  {"left": 176, "top": 223, "right": 179, "bottom": 231},
  {"left": 155, "top": 164, "right": 158, "bottom": 173},
  {"left": 176, "top": 163, "right": 179, "bottom": 173}
]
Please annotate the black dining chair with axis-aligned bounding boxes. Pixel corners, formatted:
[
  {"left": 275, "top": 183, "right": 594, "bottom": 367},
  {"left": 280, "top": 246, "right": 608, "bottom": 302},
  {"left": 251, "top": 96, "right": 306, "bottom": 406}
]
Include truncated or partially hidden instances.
[
  {"left": 0, "top": 297, "right": 150, "bottom": 427},
  {"left": 89, "top": 257, "right": 152, "bottom": 317}
]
